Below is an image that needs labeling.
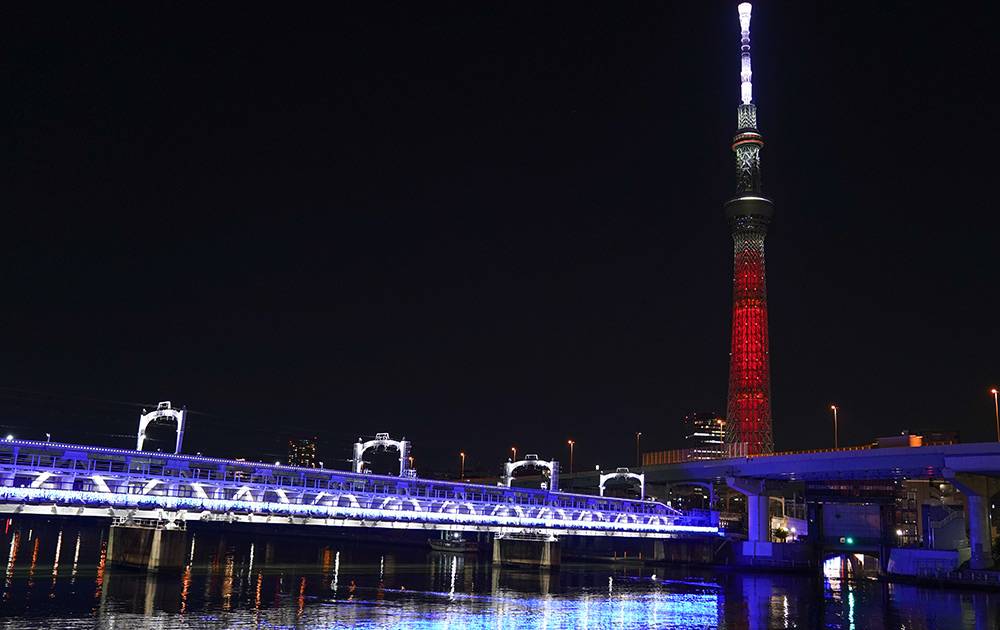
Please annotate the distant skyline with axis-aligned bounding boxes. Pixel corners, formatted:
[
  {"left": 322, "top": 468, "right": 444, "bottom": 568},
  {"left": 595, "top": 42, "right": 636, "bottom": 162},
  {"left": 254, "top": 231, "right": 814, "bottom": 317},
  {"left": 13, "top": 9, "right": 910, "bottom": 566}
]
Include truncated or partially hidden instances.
[{"left": 2, "top": 2, "right": 998, "bottom": 472}]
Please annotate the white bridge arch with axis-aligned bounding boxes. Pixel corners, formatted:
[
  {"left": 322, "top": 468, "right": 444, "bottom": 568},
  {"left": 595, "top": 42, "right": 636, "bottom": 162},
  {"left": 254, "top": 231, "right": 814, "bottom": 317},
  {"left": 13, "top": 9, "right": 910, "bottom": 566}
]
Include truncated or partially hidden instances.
[
  {"left": 136, "top": 401, "right": 186, "bottom": 454},
  {"left": 599, "top": 467, "right": 645, "bottom": 499},
  {"left": 501, "top": 454, "right": 559, "bottom": 491},
  {"left": 352, "top": 433, "right": 412, "bottom": 476}
]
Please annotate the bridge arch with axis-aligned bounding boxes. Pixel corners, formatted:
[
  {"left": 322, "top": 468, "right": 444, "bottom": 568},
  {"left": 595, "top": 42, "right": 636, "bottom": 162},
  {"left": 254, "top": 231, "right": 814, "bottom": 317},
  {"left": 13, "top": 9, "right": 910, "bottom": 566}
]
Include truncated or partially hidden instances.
[
  {"left": 490, "top": 504, "right": 525, "bottom": 518},
  {"left": 599, "top": 468, "right": 645, "bottom": 499},
  {"left": 533, "top": 506, "right": 552, "bottom": 520},
  {"left": 136, "top": 402, "right": 186, "bottom": 454},
  {"left": 378, "top": 496, "right": 423, "bottom": 512},
  {"left": 333, "top": 494, "right": 360, "bottom": 509},
  {"left": 501, "top": 455, "right": 560, "bottom": 491},
  {"left": 352, "top": 433, "right": 411, "bottom": 476}
]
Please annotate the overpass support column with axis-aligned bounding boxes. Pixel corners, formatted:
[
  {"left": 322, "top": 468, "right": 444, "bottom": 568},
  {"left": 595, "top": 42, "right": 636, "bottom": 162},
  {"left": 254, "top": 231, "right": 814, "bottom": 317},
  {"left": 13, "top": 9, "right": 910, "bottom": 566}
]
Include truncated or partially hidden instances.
[
  {"left": 945, "top": 472, "right": 994, "bottom": 570},
  {"left": 727, "top": 477, "right": 774, "bottom": 565},
  {"left": 727, "top": 478, "right": 769, "bottom": 543}
]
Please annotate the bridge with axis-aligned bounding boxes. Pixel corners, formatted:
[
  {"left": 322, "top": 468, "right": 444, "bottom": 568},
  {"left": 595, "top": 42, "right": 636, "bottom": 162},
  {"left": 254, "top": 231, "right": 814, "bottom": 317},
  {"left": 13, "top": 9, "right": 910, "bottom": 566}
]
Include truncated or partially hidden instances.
[
  {"left": 0, "top": 432, "right": 718, "bottom": 570},
  {"left": 561, "top": 441, "right": 1000, "bottom": 572}
]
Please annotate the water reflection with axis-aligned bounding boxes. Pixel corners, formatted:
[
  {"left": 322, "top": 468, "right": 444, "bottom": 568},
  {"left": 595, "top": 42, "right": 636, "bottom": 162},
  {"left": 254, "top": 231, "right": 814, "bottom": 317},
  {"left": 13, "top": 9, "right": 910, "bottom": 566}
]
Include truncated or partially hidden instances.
[
  {"left": 0, "top": 519, "right": 996, "bottom": 628},
  {"left": 70, "top": 532, "right": 81, "bottom": 581}
]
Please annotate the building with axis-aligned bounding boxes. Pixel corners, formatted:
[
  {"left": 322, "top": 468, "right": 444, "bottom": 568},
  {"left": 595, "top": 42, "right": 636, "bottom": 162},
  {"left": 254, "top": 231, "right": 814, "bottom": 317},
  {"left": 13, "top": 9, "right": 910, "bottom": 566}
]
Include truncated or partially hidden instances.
[
  {"left": 639, "top": 413, "right": 724, "bottom": 466},
  {"left": 724, "top": 3, "right": 775, "bottom": 456},
  {"left": 684, "top": 413, "right": 725, "bottom": 460},
  {"left": 287, "top": 437, "right": 318, "bottom": 468}
]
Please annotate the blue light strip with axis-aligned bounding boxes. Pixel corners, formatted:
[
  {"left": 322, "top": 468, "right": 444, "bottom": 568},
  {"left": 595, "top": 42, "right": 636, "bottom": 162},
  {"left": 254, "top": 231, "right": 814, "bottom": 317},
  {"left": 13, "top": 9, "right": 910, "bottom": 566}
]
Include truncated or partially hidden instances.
[{"left": 0, "top": 486, "right": 719, "bottom": 536}]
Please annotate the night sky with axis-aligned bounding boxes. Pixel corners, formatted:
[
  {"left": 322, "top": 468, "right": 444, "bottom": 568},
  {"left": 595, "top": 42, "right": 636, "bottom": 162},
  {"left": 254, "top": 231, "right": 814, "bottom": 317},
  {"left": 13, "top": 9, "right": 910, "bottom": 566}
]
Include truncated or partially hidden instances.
[{"left": 3, "top": 2, "right": 997, "bottom": 474}]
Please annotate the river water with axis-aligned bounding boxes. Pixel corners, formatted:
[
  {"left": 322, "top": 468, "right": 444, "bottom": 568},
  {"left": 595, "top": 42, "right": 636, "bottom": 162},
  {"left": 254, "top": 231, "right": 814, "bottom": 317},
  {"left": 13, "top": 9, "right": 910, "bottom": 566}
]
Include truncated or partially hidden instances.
[{"left": 0, "top": 519, "right": 998, "bottom": 629}]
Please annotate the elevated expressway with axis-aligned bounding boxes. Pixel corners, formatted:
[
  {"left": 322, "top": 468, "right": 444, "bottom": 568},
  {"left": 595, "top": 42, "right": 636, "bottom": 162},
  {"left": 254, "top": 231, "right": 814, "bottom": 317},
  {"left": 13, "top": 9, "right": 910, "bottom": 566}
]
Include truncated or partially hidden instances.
[{"left": 562, "top": 442, "right": 1000, "bottom": 570}]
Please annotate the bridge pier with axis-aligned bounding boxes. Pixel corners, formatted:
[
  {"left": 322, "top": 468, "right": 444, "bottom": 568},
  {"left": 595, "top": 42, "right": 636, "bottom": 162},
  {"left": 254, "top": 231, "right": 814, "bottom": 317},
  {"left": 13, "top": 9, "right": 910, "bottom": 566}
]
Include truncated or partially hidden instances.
[
  {"left": 492, "top": 534, "right": 560, "bottom": 568},
  {"left": 727, "top": 477, "right": 774, "bottom": 563},
  {"left": 107, "top": 524, "right": 188, "bottom": 573},
  {"left": 945, "top": 472, "right": 994, "bottom": 570},
  {"left": 727, "top": 478, "right": 769, "bottom": 541}
]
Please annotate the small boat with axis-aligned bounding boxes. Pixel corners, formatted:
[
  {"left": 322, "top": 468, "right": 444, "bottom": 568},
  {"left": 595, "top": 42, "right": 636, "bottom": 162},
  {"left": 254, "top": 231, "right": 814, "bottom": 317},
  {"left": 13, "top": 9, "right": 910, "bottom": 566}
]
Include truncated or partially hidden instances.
[{"left": 428, "top": 532, "right": 481, "bottom": 553}]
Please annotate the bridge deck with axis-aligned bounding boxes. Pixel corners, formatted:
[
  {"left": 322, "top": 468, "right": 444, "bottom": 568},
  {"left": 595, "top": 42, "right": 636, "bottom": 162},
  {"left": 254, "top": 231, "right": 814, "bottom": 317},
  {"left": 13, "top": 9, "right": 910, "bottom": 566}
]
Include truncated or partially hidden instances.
[{"left": 0, "top": 440, "right": 718, "bottom": 538}]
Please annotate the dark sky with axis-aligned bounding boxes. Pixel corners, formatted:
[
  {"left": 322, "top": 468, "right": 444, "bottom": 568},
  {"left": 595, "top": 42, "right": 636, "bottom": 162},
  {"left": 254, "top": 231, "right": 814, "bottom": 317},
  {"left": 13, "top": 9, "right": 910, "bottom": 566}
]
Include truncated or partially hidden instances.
[{"left": 2, "top": 2, "right": 997, "bottom": 474}]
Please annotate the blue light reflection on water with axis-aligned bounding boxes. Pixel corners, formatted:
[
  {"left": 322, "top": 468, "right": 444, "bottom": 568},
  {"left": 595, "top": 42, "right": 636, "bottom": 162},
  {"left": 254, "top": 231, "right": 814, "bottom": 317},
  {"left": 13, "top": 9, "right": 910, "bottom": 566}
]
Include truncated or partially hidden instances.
[
  {"left": 1, "top": 520, "right": 1000, "bottom": 629},
  {"left": 280, "top": 590, "right": 722, "bottom": 630}
]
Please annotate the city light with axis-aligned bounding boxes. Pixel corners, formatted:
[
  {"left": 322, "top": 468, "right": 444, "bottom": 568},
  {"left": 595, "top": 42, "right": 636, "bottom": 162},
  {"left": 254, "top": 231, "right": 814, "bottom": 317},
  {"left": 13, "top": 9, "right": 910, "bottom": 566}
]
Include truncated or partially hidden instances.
[
  {"left": 4, "top": 435, "right": 11, "bottom": 442},
  {"left": 991, "top": 388, "right": 999, "bottom": 442},
  {"left": 830, "top": 405, "right": 839, "bottom": 449}
]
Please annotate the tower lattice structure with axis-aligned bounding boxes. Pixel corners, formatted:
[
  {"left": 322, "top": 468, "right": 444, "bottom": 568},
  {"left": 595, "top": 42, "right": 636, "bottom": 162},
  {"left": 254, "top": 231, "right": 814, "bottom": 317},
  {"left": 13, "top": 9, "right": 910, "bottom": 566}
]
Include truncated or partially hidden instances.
[{"left": 724, "top": 3, "right": 774, "bottom": 455}]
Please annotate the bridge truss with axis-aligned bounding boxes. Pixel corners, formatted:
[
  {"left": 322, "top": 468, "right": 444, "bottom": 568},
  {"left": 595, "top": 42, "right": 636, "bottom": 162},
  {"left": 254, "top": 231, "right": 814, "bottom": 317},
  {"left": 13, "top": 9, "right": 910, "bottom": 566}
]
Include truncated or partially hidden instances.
[{"left": 0, "top": 440, "right": 718, "bottom": 539}]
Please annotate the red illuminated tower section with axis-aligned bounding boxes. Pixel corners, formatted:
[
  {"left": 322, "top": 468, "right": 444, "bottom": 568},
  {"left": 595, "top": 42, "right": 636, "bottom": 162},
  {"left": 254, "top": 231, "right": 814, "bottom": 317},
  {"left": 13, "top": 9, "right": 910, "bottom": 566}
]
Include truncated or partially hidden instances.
[{"left": 725, "top": 3, "right": 774, "bottom": 455}]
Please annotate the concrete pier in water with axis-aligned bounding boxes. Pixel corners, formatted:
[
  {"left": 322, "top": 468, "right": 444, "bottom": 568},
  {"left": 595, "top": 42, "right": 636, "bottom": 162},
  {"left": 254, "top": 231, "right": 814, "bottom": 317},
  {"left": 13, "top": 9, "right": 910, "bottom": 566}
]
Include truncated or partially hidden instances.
[
  {"left": 492, "top": 535, "right": 561, "bottom": 568},
  {"left": 106, "top": 524, "right": 188, "bottom": 573}
]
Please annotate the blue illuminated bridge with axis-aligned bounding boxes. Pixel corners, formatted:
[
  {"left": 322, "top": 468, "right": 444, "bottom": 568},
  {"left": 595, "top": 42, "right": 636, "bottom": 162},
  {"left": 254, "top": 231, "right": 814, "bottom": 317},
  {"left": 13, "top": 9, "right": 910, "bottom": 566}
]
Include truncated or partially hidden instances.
[{"left": 0, "top": 439, "right": 717, "bottom": 540}]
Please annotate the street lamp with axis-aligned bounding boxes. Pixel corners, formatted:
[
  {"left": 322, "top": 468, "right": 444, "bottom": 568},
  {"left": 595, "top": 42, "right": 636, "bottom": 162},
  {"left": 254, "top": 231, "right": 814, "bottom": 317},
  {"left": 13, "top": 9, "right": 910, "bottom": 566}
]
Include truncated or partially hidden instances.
[
  {"left": 991, "top": 388, "right": 999, "bottom": 442},
  {"left": 830, "top": 405, "right": 839, "bottom": 449},
  {"left": 635, "top": 432, "right": 642, "bottom": 467},
  {"left": 510, "top": 446, "right": 517, "bottom": 462},
  {"left": 460, "top": 451, "right": 465, "bottom": 480},
  {"left": 45, "top": 433, "right": 51, "bottom": 442},
  {"left": 567, "top": 440, "right": 575, "bottom": 474}
]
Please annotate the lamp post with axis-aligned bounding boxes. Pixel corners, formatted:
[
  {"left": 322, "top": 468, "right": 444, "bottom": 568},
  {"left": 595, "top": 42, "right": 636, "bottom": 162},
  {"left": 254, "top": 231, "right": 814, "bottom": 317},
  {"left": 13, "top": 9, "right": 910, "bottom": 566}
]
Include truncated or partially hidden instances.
[
  {"left": 635, "top": 432, "right": 642, "bottom": 467},
  {"left": 830, "top": 405, "right": 839, "bottom": 449},
  {"left": 567, "top": 440, "right": 575, "bottom": 474},
  {"left": 460, "top": 451, "right": 465, "bottom": 480},
  {"left": 991, "top": 388, "right": 999, "bottom": 442},
  {"left": 510, "top": 446, "right": 517, "bottom": 462}
]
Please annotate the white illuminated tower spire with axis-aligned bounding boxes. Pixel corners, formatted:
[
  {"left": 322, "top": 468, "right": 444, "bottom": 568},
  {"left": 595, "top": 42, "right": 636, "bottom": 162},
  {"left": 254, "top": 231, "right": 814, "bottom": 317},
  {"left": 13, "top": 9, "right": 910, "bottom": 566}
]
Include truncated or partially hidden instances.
[{"left": 738, "top": 2, "right": 753, "bottom": 105}]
